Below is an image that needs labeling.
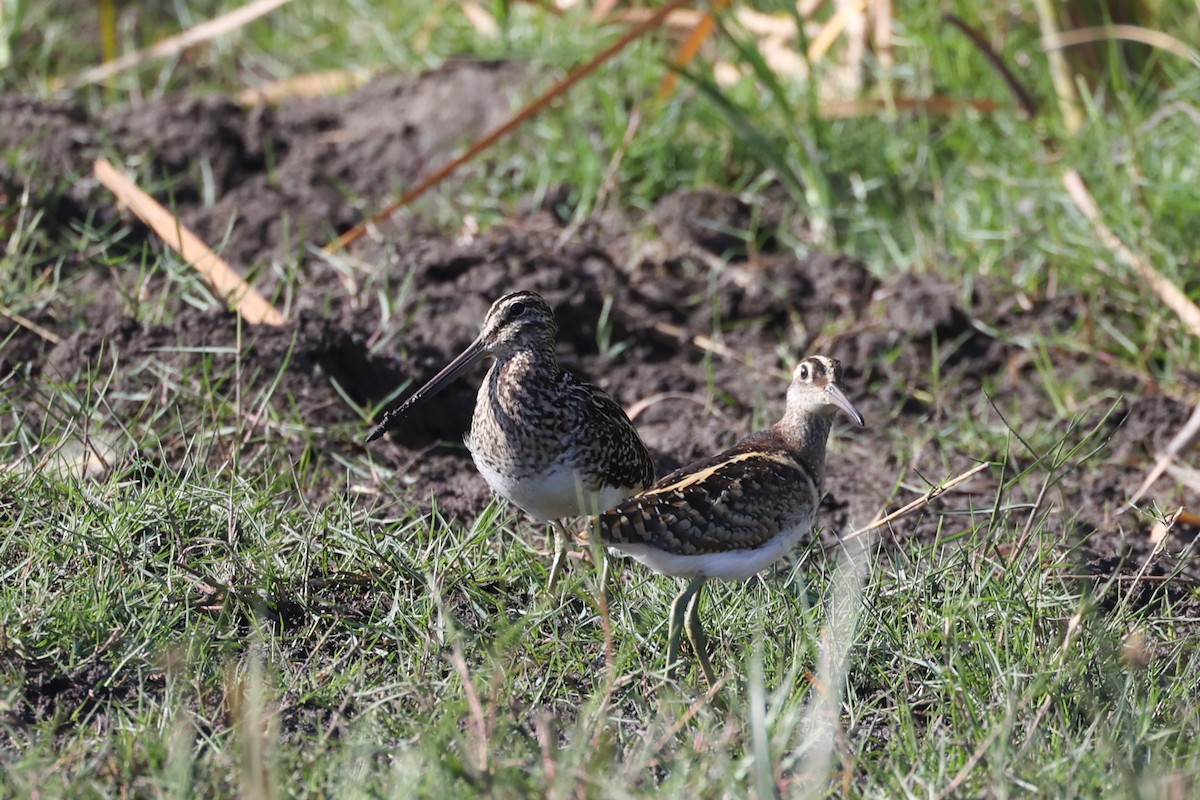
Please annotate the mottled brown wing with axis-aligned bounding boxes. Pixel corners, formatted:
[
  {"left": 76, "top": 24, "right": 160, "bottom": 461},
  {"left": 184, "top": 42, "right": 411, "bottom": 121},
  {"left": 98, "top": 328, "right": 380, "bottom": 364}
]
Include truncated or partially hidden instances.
[
  {"left": 560, "top": 373, "right": 656, "bottom": 492},
  {"left": 599, "top": 431, "right": 821, "bottom": 555}
]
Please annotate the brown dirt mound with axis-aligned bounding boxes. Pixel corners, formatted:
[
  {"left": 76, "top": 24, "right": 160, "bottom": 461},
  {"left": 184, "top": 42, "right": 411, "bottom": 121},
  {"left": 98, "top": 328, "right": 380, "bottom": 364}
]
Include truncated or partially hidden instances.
[{"left": 1, "top": 60, "right": 524, "bottom": 270}]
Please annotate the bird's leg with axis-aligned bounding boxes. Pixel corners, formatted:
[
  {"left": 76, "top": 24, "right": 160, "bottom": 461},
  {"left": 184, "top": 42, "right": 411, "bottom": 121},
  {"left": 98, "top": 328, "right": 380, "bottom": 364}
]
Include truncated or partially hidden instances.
[
  {"left": 666, "top": 586, "right": 689, "bottom": 679},
  {"left": 667, "top": 577, "right": 707, "bottom": 680},
  {"left": 546, "top": 521, "right": 569, "bottom": 591},
  {"left": 597, "top": 544, "right": 611, "bottom": 604},
  {"left": 683, "top": 577, "right": 715, "bottom": 686},
  {"left": 581, "top": 516, "right": 612, "bottom": 607}
]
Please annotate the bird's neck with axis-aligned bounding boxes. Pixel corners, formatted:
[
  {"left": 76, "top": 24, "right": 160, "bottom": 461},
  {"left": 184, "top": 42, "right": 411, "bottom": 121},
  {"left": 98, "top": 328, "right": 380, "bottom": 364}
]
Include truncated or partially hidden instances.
[
  {"left": 776, "top": 410, "right": 834, "bottom": 486},
  {"left": 485, "top": 346, "right": 560, "bottom": 407}
]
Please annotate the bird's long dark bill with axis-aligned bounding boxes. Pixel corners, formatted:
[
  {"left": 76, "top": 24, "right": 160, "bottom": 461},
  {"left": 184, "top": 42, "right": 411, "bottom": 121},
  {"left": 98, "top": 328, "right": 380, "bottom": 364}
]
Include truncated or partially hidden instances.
[
  {"left": 366, "top": 338, "right": 488, "bottom": 442},
  {"left": 826, "top": 383, "right": 866, "bottom": 427}
]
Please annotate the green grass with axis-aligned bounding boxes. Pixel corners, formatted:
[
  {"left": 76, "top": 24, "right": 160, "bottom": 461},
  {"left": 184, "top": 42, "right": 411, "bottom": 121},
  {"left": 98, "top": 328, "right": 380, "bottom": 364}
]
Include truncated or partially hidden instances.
[
  {"left": 3, "top": 420, "right": 1198, "bottom": 796},
  {"left": 4, "top": 0, "right": 1200, "bottom": 796}
]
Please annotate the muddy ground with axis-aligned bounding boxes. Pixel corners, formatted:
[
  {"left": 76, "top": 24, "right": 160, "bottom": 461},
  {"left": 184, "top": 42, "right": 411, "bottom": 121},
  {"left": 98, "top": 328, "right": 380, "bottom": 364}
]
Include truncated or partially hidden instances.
[{"left": 3, "top": 61, "right": 1198, "bottom": 732}]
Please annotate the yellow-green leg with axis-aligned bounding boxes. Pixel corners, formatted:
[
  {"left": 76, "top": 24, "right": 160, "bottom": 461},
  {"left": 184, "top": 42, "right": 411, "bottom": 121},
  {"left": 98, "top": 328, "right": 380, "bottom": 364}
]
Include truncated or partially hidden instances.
[
  {"left": 546, "top": 522, "right": 569, "bottom": 591},
  {"left": 684, "top": 578, "right": 715, "bottom": 686},
  {"left": 598, "top": 546, "right": 611, "bottom": 603},
  {"left": 667, "top": 577, "right": 708, "bottom": 681}
]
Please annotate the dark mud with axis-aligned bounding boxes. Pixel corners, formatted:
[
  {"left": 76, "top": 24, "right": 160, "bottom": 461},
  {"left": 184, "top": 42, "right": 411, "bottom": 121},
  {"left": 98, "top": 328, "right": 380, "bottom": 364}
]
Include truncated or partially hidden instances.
[
  {"left": 3, "top": 63, "right": 1198, "bottom": 741},
  {"left": 1, "top": 657, "right": 132, "bottom": 739},
  {"left": 1, "top": 59, "right": 524, "bottom": 270}
]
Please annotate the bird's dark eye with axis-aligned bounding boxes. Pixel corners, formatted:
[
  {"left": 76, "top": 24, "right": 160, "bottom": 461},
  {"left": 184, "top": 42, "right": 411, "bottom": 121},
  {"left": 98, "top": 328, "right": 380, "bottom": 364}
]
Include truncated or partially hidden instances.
[
  {"left": 507, "top": 301, "right": 527, "bottom": 320},
  {"left": 799, "top": 363, "right": 811, "bottom": 380}
]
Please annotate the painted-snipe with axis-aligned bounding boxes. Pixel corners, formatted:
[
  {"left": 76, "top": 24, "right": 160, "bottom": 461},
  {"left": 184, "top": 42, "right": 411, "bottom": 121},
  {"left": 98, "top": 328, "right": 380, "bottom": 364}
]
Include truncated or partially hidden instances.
[
  {"left": 368, "top": 291, "right": 655, "bottom": 588},
  {"left": 598, "top": 355, "right": 864, "bottom": 684}
]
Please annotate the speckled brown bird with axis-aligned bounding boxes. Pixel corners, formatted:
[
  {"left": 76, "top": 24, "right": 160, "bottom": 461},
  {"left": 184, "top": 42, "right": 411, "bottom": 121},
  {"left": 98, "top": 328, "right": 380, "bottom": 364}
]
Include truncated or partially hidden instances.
[
  {"left": 598, "top": 355, "right": 864, "bottom": 684},
  {"left": 368, "top": 291, "right": 655, "bottom": 588}
]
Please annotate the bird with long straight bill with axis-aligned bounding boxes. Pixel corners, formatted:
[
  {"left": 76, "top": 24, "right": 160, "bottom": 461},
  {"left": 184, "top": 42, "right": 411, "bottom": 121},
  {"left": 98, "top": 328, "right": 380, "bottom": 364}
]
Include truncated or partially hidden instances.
[{"left": 369, "top": 291, "right": 655, "bottom": 589}]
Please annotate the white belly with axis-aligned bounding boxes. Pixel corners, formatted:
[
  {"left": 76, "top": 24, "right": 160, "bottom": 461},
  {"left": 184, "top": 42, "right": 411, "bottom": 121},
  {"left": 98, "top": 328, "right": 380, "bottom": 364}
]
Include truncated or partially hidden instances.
[
  {"left": 610, "top": 515, "right": 815, "bottom": 581},
  {"left": 474, "top": 457, "right": 633, "bottom": 521}
]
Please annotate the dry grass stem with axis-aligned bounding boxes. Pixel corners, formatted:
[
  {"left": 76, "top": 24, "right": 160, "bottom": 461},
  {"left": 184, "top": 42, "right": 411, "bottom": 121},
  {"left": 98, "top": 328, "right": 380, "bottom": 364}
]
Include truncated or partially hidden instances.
[
  {"left": 448, "top": 637, "right": 490, "bottom": 776},
  {"left": 835, "top": 0, "right": 867, "bottom": 93},
  {"left": 658, "top": 0, "right": 729, "bottom": 99},
  {"left": 1165, "top": 464, "right": 1200, "bottom": 495},
  {"left": 933, "top": 723, "right": 1005, "bottom": 800},
  {"left": 0, "top": 305, "right": 62, "bottom": 344},
  {"left": 613, "top": 8, "right": 707, "bottom": 31},
  {"left": 646, "top": 676, "right": 731, "bottom": 757},
  {"left": 1127, "top": 402, "right": 1200, "bottom": 510},
  {"left": 819, "top": 95, "right": 1000, "bottom": 119},
  {"left": 460, "top": 1, "right": 501, "bottom": 39},
  {"left": 1044, "top": 25, "right": 1200, "bottom": 66},
  {"left": 1062, "top": 169, "right": 1200, "bottom": 339},
  {"left": 872, "top": 0, "right": 893, "bottom": 71},
  {"left": 1128, "top": 510, "right": 1179, "bottom": 601},
  {"left": 624, "top": 392, "right": 716, "bottom": 423},
  {"left": 1175, "top": 508, "right": 1200, "bottom": 528},
  {"left": 326, "top": 0, "right": 694, "bottom": 253},
  {"left": 808, "top": 0, "right": 866, "bottom": 63},
  {"left": 64, "top": 0, "right": 296, "bottom": 90},
  {"left": 845, "top": 462, "right": 991, "bottom": 540},
  {"left": 235, "top": 68, "right": 372, "bottom": 106},
  {"left": 735, "top": 8, "right": 798, "bottom": 38},
  {"left": 94, "top": 158, "right": 285, "bottom": 326}
]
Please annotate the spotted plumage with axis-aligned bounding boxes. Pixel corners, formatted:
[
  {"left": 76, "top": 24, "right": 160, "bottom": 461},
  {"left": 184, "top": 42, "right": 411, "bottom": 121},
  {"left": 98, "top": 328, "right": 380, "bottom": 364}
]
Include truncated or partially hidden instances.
[
  {"left": 368, "top": 291, "right": 655, "bottom": 587},
  {"left": 599, "top": 355, "right": 863, "bottom": 683}
]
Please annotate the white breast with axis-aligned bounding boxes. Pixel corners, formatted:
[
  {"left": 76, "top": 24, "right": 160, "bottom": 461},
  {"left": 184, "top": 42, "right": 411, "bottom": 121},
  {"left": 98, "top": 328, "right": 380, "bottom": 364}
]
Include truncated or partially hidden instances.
[
  {"left": 609, "top": 512, "right": 816, "bottom": 581},
  {"left": 473, "top": 456, "right": 634, "bottom": 522}
]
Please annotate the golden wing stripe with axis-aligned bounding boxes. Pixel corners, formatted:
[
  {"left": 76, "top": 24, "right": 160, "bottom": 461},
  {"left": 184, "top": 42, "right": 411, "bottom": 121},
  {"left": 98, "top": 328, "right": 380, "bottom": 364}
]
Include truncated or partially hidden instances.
[{"left": 644, "top": 450, "right": 795, "bottom": 496}]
